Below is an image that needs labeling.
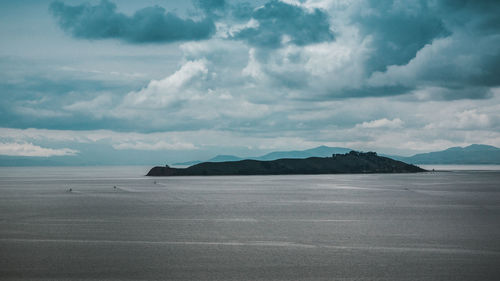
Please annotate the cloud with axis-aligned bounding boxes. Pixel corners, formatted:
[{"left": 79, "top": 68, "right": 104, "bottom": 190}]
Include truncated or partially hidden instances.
[
  {"left": 425, "top": 109, "right": 491, "bottom": 130},
  {"left": 63, "top": 95, "right": 113, "bottom": 118},
  {"left": 14, "top": 107, "right": 69, "bottom": 118},
  {"left": 112, "top": 141, "right": 197, "bottom": 151},
  {"left": 441, "top": 0, "right": 500, "bottom": 34},
  {"left": 0, "top": 142, "right": 78, "bottom": 157},
  {"left": 49, "top": 0, "right": 216, "bottom": 43},
  {"left": 358, "top": 0, "right": 500, "bottom": 100},
  {"left": 232, "top": 0, "right": 334, "bottom": 48},
  {"left": 0, "top": 74, "right": 129, "bottom": 131},
  {"left": 115, "top": 58, "right": 271, "bottom": 129},
  {"left": 354, "top": 0, "right": 450, "bottom": 73},
  {"left": 357, "top": 118, "right": 404, "bottom": 129},
  {"left": 242, "top": 48, "right": 265, "bottom": 80},
  {"left": 121, "top": 59, "right": 209, "bottom": 108},
  {"left": 367, "top": 32, "right": 500, "bottom": 98},
  {"left": 193, "top": 0, "right": 226, "bottom": 14}
]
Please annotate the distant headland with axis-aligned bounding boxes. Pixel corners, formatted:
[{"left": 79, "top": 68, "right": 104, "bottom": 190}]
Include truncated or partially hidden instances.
[{"left": 147, "top": 151, "right": 426, "bottom": 176}]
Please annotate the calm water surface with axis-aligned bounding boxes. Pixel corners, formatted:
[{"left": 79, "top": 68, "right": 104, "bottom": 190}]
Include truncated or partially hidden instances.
[{"left": 1, "top": 166, "right": 499, "bottom": 280}]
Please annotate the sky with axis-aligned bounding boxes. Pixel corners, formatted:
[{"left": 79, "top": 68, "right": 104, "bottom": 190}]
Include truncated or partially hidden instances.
[{"left": 1, "top": 0, "right": 500, "bottom": 165}]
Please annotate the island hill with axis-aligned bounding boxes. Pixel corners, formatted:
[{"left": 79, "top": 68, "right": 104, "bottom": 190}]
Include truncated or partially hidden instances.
[{"left": 147, "top": 151, "right": 426, "bottom": 176}]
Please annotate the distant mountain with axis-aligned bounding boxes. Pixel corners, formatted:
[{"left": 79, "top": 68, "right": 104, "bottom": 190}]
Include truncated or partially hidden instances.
[
  {"left": 392, "top": 144, "right": 500, "bottom": 164},
  {"left": 149, "top": 151, "right": 425, "bottom": 176},
  {"left": 172, "top": 160, "right": 202, "bottom": 166},
  {"left": 256, "top": 145, "right": 352, "bottom": 161},
  {"left": 174, "top": 155, "right": 243, "bottom": 166},
  {"left": 209, "top": 155, "right": 244, "bottom": 162},
  {"left": 172, "top": 146, "right": 352, "bottom": 166}
]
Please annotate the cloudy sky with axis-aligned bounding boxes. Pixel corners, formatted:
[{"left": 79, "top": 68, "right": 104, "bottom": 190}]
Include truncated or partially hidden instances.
[{"left": 1, "top": 0, "right": 499, "bottom": 164}]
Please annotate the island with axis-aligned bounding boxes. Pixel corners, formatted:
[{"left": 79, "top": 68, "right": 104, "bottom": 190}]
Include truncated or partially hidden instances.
[{"left": 147, "top": 151, "right": 426, "bottom": 176}]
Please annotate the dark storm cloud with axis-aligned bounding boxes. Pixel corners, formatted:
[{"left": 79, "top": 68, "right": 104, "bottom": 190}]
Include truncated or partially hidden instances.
[
  {"left": 193, "top": 0, "right": 226, "bottom": 14},
  {"left": 230, "top": 2, "right": 254, "bottom": 20},
  {"left": 355, "top": 0, "right": 450, "bottom": 73},
  {"left": 441, "top": 0, "right": 500, "bottom": 33},
  {"left": 232, "top": 0, "right": 334, "bottom": 48},
  {"left": 360, "top": 0, "right": 500, "bottom": 100},
  {"left": 49, "top": 0, "right": 215, "bottom": 43},
  {"left": 437, "top": 0, "right": 500, "bottom": 89},
  {"left": 435, "top": 0, "right": 500, "bottom": 89},
  {"left": 339, "top": 86, "right": 413, "bottom": 99}
]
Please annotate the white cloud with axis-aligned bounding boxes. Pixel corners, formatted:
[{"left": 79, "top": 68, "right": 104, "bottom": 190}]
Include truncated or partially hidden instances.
[
  {"left": 64, "top": 95, "right": 113, "bottom": 118},
  {"left": 242, "top": 48, "right": 265, "bottom": 80},
  {"left": 217, "top": 19, "right": 260, "bottom": 39},
  {"left": 59, "top": 66, "right": 146, "bottom": 79},
  {"left": 110, "top": 55, "right": 272, "bottom": 126},
  {"left": 121, "top": 59, "right": 208, "bottom": 109},
  {"left": 452, "top": 109, "right": 491, "bottom": 129},
  {"left": 425, "top": 109, "right": 491, "bottom": 130},
  {"left": 0, "top": 142, "right": 78, "bottom": 157},
  {"left": 112, "top": 141, "right": 197, "bottom": 151},
  {"left": 237, "top": 14, "right": 369, "bottom": 98},
  {"left": 357, "top": 118, "right": 404, "bottom": 129}
]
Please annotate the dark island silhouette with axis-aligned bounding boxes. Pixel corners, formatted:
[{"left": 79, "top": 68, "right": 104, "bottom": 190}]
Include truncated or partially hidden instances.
[{"left": 147, "top": 151, "right": 426, "bottom": 176}]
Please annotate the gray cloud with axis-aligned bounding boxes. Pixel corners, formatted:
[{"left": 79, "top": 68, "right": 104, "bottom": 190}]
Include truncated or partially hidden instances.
[
  {"left": 441, "top": 0, "right": 500, "bottom": 34},
  {"left": 364, "top": 0, "right": 500, "bottom": 100},
  {"left": 0, "top": 58, "right": 137, "bottom": 131},
  {"left": 354, "top": 0, "right": 450, "bottom": 73},
  {"left": 193, "top": 0, "right": 226, "bottom": 14},
  {"left": 230, "top": 2, "right": 254, "bottom": 20},
  {"left": 49, "top": 0, "right": 216, "bottom": 43},
  {"left": 233, "top": 0, "right": 334, "bottom": 48}
]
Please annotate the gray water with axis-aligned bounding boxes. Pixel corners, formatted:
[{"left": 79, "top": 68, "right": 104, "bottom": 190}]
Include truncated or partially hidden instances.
[{"left": 1, "top": 167, "right": 500, "bottom": 280}]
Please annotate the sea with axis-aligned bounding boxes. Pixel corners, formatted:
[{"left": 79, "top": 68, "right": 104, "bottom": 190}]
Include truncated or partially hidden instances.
[{"left": 1, "top": 165, "right": 499, "bottom": 280}]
